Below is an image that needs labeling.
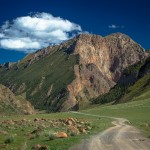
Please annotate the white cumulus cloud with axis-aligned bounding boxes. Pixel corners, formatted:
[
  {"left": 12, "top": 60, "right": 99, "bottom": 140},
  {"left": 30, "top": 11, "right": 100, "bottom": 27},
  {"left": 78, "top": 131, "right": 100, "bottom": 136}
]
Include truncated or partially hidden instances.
[
  {"left": 0, "top": 38, "right": 41, "bottom": 53},
  {"left": 0, "top": 12, "right": 82, "bottom": 53}
]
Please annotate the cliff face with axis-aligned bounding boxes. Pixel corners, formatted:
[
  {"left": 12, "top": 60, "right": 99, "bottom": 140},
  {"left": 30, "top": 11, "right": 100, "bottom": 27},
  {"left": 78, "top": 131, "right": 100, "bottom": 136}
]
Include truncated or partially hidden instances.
[
  {"left": 62, "top": 33, "right": 148, "bottom": 110},
  {"left": 0, "top": 33, "right": 148, "bottom": 112}
]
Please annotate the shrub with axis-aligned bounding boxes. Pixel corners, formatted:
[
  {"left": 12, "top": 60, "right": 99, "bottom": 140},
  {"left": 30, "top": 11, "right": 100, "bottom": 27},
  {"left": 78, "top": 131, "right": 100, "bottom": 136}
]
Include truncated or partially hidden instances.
[
  {"left": 48, "top": 133, "right": 56, "bottom": 140},
  {"left": 4, "top": 136, "right": 15, "bottom": 144},
  {"left": 69, "top": 131, "right": 76, "bottom": 136}
]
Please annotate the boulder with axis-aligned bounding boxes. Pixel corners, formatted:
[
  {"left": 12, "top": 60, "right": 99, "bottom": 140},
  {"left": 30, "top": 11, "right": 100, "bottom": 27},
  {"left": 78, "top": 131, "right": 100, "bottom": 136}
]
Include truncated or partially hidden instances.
[{"left": 56, "top": 132, "right": 68, "bottom": 138}]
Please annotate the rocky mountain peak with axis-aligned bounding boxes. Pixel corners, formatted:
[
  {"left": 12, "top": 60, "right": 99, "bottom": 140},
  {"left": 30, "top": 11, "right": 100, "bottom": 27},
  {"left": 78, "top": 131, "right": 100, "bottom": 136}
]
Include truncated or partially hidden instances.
[{"left": 70, "top": 33, "right": 147, "bottom": 78}]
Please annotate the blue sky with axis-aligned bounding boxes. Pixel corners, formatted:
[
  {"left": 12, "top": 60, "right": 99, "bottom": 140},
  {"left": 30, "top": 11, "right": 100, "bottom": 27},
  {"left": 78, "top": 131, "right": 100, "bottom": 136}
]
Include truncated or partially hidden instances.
[{"left": 0, "top": 0, "right": 150, "bottom": 63}]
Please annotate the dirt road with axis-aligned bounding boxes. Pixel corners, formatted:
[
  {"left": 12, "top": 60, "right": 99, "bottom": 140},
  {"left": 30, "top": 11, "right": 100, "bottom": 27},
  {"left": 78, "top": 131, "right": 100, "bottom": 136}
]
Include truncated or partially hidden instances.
[{"left": 70, "top": 112, "right": 150, "bottom": 150}]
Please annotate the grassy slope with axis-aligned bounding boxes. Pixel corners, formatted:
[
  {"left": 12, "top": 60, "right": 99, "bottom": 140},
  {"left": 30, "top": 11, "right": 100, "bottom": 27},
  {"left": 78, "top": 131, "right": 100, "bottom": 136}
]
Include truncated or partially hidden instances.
[
  {"left": 0, "top": 50, "right": 78, "bottom": 111},
  {"left": 121, "top": 73, "right": 150, "bottom": 102}
]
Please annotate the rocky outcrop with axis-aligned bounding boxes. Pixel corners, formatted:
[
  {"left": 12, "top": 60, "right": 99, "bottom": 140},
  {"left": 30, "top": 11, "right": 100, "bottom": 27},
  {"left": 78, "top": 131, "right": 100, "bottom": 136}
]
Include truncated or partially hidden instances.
[
  {"left": 3, "top": 62, "right": 15, "bottom": 70},
  {"left": 62, "top": 33, "right": 148, "bottom": 110}
]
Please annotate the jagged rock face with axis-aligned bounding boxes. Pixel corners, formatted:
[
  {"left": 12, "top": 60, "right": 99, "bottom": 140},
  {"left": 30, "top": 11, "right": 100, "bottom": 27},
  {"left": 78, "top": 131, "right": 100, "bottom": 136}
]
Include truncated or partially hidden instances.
[
  {"left": 74, "top": 34, "right": 146, "bottom": 81},
  {"left": 62, "top": 33, "right": 148, "bottom": 110}
]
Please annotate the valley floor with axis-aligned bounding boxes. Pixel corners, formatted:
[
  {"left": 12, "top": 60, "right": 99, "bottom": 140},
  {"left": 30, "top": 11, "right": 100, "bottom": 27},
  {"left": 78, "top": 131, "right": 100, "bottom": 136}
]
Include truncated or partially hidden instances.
[{"left": 0, "top": 91, "right": 150, "bottom": 150}]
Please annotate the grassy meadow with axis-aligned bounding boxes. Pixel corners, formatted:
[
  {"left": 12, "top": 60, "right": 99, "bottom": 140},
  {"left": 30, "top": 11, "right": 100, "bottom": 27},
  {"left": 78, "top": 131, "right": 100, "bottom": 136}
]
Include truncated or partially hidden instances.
[{"left": 0, "top": 112, "right": 111, "bottom": 150}]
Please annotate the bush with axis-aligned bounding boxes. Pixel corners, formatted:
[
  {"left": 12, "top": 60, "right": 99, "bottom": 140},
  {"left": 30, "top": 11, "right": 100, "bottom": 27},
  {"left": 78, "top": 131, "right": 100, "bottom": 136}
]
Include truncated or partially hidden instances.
[
  {"left": 69, "top": 131, "right": 76, "bottom": 136},
  {"left": 48, "top": 133, "right": 56, "bottom": 140},
  {"left": 4, "top": 136, "right": 15, "bottom": 144}
]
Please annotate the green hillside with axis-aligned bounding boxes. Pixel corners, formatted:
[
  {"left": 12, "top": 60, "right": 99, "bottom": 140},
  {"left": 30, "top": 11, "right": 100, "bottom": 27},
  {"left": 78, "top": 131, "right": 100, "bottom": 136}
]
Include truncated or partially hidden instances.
[{"left": 0, "top": 49, "right": 78, "bottom": 112}]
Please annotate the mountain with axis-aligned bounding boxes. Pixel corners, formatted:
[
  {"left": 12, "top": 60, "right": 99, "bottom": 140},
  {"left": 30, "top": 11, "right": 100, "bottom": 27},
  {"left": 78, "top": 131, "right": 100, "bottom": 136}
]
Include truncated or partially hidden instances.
[
  {"left": 0, "top": 84, "right": 35, "bottom": 115},
  {"left": 0, "top": 33, "right": 149, "bottom": 112}
]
